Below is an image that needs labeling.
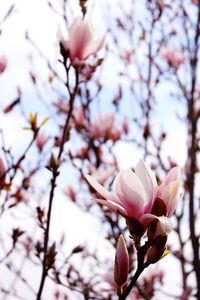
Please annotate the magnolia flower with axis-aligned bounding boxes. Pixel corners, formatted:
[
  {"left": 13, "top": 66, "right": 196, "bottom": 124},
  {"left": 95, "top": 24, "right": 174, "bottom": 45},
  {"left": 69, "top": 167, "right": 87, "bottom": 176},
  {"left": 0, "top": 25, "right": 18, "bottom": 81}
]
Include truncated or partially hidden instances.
[
  {"left": 89, "top": 113, "right": 121, "bottom": 142},
  {"left": 114, "top": 235, "right": 129, "bottom": 287},
  {"left": 86, "top": 159, "right": 181, "bottom": 233},
  {"left": 59, "top": 17, "right": 105, "bottom": 65},
  {"left": 161, "top": 47, "right": 184, "bottom": 70},
  {"left": 36, "top": 134, "right": 48, "bottom": 152}
]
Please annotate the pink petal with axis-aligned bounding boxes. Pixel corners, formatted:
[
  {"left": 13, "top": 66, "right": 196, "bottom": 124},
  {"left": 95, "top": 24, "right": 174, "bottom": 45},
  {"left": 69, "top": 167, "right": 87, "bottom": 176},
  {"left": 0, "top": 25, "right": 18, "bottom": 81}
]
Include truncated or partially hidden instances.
[
  {"left": 85, "top": 175, "right": 119, "bottom": 203},
  {"left": 140, "top": 214, "right": 172, "bottom": 236},
  {"left": 135, "top": 159, "right": 157, "bottom": 213},
  {"left": 84, "top": 36, "right": 106, "bottom": 59},
  {"left": 95, "top": 198, "right": 126, "bottom": 216},
  {"left": 164, "top": 181, "right": 180, "bottom": 217},
  {"left": 114, "top": 169, "right": 146, "bottom": 219},
  {"left": 155, "top": 216, "right": 172, "bottom": 236},
  {"left": 69, "top": 18, "right": 93, "bottom": 60},
  {"left": 139, "top": 213, "right": 157, "bottom": 229},
  {"left": 160, "top": 166, "right": 181, "bottom": 187}
]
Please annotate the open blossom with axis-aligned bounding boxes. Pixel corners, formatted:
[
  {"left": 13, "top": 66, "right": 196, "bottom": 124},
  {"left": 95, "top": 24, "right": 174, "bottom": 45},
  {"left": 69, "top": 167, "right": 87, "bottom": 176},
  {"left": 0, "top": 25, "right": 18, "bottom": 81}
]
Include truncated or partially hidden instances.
[
  {"left": 161, "top": 47, "right": 184, "bottom": 69},
  {"left": 86, "top": 159, "right": 181, "bottom": 234},
  {"left": 59, "top": 17, "right": 105, "bottom": 65}
]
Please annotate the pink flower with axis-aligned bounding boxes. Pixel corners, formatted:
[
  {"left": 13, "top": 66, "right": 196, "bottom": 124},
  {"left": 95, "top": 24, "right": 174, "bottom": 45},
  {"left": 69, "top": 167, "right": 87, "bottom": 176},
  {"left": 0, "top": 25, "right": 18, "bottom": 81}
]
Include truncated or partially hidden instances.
[
  {"left": 73, "top": 106, "right": 88, "bottom": 130},
  {"left": 161, "top": 47, "right": 184, "bottom": 69},
  {"left": 89, "top": 165, "right": 115, "bottom": 185},
  {"left": 86, "top": 160, "right": 181, "bottom": 233},
  {"left": 157, "top": 167, "right": 181, "bottom": 217},
  {"left": 59, "top": 17, "right": 105, "bottom": 65},
  {"left": 89, "top": 113, "right": 121, "bottom": 142},
  {"left": 114, "top": 234, "right": 129, "bottom": 287},
  {"left": 36, "top": 134, "right": 48, "bottom": 152}
]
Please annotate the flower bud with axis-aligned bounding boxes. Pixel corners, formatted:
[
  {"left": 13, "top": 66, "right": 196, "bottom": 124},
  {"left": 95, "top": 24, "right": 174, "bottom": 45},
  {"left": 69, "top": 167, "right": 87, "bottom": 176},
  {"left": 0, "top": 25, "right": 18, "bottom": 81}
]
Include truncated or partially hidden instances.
[{"left": 114, "top": 235, "right": 129, "bottom": 288}]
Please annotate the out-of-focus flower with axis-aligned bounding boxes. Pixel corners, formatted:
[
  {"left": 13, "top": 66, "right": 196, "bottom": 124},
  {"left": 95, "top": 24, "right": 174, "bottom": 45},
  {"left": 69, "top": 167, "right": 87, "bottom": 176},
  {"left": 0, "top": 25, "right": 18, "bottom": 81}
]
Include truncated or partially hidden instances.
[
  {"left": 191, "top": 0, "right": 199, "bottom": 4},
  {"left": 59, "top": 17, "right": 105, "bottom": 65},
  {"left": 114, "top": 235, "right": 129, "bottom": 288},
  {"left": 86, "top": 159, "right": 181, "bottom": 235},
  {"left": 53, "top": 99, "right": 69, "bottom": 113},
  {"left": 161, "top": 47, "right": 184, "bottom": 69},
  {"left": 89, "top": 165, "right": 115, "bottom": 185},
  {"left": 0, "top": 56, "right": 7, "bottom": 73},
  {"left": 130, "top": 270, "right": 164, "bottom": 299},
  {"left": 73, "top": 106, "right": 88, "bottom": 130},
  {"left": 89, "top": 113, "right": 121, "bottom": 142},
  {"left": 36, "top": 134, "right": 48, "bottom": 152},
  {"left": 63, "top": 186, "right": 77, "bottom": 202}
]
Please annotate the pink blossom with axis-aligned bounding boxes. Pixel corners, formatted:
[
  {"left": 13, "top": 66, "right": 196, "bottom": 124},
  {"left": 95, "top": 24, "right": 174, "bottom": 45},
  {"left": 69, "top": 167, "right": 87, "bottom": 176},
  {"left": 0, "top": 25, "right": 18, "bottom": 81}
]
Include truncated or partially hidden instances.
[
  {"left": 86, "top": 160, "right": 181, "bottom": 232},
  {"left": 89, "top": 165, "right": 115, "bottom": 185},
  {"left": 59, "top": 17, "right": 105, "bottom": 65},
  {"left": 0, "top": 56, "right": 7, "bottom": 73},
  {"left": 73, "top": 106, "right": 88, "bottom": 130},
  {"left": 36, "top": 134, "right": 48, "bottom": 152},
  {"left": 161, "top": 47, "right": 184, "bottom": 69},
  {"left": 114, "top": 234, "right": 129, "bottom": 287},
  {"left": 63, "top": 186, "right": 77, "bottom": 202},
  {"left": 89, "top": 113, "right": 121, "bottom": 141}
]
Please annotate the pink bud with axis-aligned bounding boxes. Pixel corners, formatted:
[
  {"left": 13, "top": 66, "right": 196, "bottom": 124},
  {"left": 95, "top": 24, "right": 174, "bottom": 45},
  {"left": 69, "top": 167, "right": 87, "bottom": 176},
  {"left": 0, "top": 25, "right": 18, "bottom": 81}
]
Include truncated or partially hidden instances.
[
  {"left": 114, "top": 235, "right": 129, "bottom": 287},
  {"left": 36, "top": 134, "right": 48, "bottom": 152}
]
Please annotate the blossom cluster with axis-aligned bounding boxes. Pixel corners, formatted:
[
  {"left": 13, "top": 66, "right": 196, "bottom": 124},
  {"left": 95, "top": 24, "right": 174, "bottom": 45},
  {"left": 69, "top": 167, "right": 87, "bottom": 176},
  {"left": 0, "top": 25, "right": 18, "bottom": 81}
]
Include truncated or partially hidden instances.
[{"left": 86, "top": 159, "right": 181, "bottom": 289}]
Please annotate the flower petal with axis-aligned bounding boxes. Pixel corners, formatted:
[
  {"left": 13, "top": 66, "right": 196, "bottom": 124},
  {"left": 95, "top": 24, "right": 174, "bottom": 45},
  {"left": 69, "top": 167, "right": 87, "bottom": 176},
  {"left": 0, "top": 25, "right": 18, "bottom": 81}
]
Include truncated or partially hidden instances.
[
  {"left": 114, "top": 169, "right": 146, "bottom": 219},
  {"left": 69, "top": 18, "right": 93, "bottom": 60},
  {"left": 95, "top": 198, "right": 126, "bottom": 216},
  {"left": 85, "top": 175, "right": 119, "bottom": 203},
  {"left": 161, "top": 181, "right": 180, "bottom": 217},
  {"left": 160, "top": 166, "right": 181, "bottom": 187},
  {"left": 135, "top": 159, "right": 157, "bottom": 213},
  {"left": 155, "top": 216, "right": 172, "bottom": 236},
  {"left": 84, "top": 36, "right": 106, "bottom": 59}
]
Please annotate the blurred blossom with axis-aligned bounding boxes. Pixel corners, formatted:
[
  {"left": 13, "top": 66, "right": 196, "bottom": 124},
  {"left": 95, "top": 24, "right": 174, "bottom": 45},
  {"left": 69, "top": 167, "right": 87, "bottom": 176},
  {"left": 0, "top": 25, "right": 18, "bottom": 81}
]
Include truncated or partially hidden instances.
[
  {"left": 114, "top": 234, "right": 129, "bottom": 288},
  {"left": 0, "top": 56, "right": 7, "bottom": 73},
  {"left": 36, "top": 134, "right": 48, "bottom": 152},
  {"left": 73, "top": 106, "right": 88, "bottom": 130},
  {"left": 161, "top": 47, "right": 184, "bottom": 69},
  {"left": 89, "top": 165, "right": 115, "bottom": 185},
  {"left": 53, "top": 99, "right": 69, "bottom": 113},
  {"left": 89, "top": 113, "right": 121, "bottom": 142},
  {"left": 131, "top": 270, "right": 164, "bottom": 299},
  {"left": 86, "top": 159, "right": 181, "bottom": 236},
  {"left": 59, "top": 17, "right": 105, "bottom": 65},
  {"left": 63, "top": 186, "right": 77, "bottom": 202}
]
